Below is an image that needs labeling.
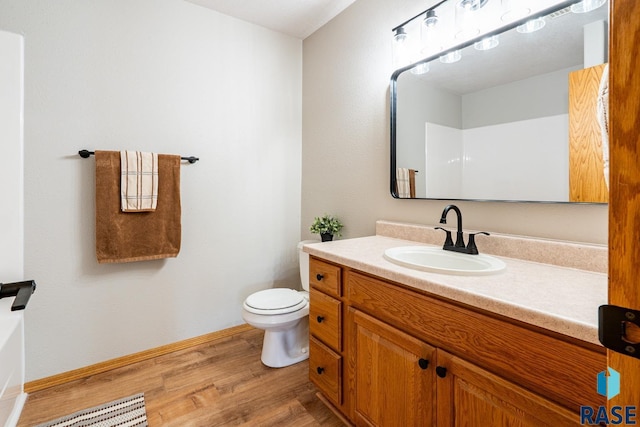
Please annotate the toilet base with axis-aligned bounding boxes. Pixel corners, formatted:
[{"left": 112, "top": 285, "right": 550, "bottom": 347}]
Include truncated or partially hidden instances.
[{"left": 260, "top": 318, "right": 309, "bottom": 368}]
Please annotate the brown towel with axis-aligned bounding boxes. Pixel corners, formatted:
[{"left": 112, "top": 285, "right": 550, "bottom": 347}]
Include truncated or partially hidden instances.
[
  {"left": 408, "top": 169, "right": 416, "bottom": 199},
  {"left": 95, "top": 150, "right": 181, "bottom": 263}
]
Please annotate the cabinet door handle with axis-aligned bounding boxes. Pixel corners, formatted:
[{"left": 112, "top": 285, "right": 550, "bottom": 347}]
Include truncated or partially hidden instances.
[
  {"left": 317, "top": 367, "right": 325, "bottom": 375},
  {"left": 316, "top": 274, "right": 324, "bottom": 281},
  {"left": 436, "top": 366, "right": 448, "bottom": 378},
  {"left": 316, "top": 316, "right": 325, "bottom": 323},
  {"left": 418, "top": 358, "right": 430, "bottom": 370}
]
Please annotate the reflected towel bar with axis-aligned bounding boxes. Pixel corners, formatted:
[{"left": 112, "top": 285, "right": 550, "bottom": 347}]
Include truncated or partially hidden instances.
[{"left": 78, "top": 149, "right": 199, "bottom": 164}]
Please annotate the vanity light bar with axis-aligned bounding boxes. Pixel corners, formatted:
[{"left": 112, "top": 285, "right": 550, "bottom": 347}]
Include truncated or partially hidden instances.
[{"left": 391, "top": 0, "right": 584, "bottom": 74}]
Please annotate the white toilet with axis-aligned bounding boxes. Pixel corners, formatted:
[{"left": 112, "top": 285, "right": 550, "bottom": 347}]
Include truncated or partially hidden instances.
[{"left": 242, "top": 240, "right": 317, "bottom": 368}]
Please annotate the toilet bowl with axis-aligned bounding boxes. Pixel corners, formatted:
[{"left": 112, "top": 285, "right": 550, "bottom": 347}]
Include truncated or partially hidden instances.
[{"left": 241, "top": 240, "right": 318, "bottom": 368}]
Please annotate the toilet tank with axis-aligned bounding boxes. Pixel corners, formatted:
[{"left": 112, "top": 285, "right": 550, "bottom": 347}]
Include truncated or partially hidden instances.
[{"left": 298, "top": 240, "right": 318, "bottom": 291}]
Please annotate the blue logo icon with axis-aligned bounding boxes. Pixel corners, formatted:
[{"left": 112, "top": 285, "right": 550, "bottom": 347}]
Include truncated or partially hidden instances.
[
  {"left": 581, "top": 367, "right": 635, "bottom": 424},
  {"left": 597, "top": 367, "right": 620, "bottom": 400}
]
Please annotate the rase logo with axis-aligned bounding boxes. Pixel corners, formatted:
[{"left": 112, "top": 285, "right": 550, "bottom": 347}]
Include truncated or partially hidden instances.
[
  {"left": 598, "top": 367, "right": 621, "bottom": 400},
  {"left": 580, "top": 368, "right": 637, "bottom": 425}
]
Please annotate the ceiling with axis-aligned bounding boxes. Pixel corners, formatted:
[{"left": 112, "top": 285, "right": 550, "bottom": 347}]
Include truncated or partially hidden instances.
[{"left": 184, "top": 0, "right": 357, "bottom": 39}]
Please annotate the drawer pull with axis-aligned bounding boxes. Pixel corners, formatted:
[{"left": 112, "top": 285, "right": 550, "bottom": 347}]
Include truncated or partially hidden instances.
[
  {"left": 316, "top": 274, "right": 324, "bottom": 281},
  {"left": 436, "top": 366, "right": 447, "bottom": 378},
  {"left": 317, "top": 367, "right": 325, "bottom": 375},
  {"left": 316, "top": 316, "right": 325, "bottom": 323},
  {"left": 418, "top": 358, "right": 430, "bottom": 370}
]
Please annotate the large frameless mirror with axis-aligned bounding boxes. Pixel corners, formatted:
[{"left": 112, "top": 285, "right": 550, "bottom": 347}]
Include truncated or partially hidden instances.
[{"left": 390, "top": 0, "right": 609, "bottom": 203}]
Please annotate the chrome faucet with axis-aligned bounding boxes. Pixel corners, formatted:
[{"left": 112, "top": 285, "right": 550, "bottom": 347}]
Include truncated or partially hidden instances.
[{"left": 435, "top": 204, "right": 489, "bottom": 255}]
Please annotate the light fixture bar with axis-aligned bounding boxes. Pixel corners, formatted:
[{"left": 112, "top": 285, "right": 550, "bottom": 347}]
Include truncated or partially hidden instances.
[{"left": 391, "top": 0, "right": 584, "bottom": 75}]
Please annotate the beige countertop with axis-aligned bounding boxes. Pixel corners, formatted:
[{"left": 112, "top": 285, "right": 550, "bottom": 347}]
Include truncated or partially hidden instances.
[{"left": 303, "top": 235, "right": 607, "bottom": 346}]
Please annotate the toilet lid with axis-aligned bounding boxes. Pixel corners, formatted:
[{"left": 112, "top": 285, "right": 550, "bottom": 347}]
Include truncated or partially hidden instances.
[{"left": 244, "top": 289, "right": 306, "bottom": 315}]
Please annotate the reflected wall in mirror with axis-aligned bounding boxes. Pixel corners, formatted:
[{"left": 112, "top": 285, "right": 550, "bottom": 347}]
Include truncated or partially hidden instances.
[{"left": 391, "top": 0, "right": 609, "bottom": 203}]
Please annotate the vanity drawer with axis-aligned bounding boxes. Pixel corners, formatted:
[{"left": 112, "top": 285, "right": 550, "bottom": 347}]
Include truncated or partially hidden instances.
[
  {"left": 310, "top": 288, "right": 342, "bottom": 351},
  {"left": 310, "top": 336, "right": 342, "bottom": 406},
  {"left": 309, "top": 258, "right": 342, "bottom": 297}
]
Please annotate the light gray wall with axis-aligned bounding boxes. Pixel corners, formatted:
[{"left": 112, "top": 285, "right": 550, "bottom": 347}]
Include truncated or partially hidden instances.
[
  {"left": 0, "top": 0, "right": 302, "bottom": 381},
  {"left": 0, "top": 31, "right": 24, "bottom": 284},
  {"left": 302, "top": 0, "right": 607, "bottom": 244},
  {"left": 397, "top": 64, "right": 580, "bottom": 132},
  {"left": 462, "top": 66, "right": 581, "bottom": 128}
]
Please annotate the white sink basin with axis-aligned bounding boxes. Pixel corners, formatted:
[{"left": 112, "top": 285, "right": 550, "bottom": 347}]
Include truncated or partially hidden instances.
[{"left": 383, "top": 246, "right": 506, "bottom": 276}]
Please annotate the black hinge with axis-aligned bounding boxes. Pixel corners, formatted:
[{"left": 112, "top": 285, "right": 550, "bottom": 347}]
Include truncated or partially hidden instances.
[{"left": 598, "top": 304, "right": 640, "bottom": 360}]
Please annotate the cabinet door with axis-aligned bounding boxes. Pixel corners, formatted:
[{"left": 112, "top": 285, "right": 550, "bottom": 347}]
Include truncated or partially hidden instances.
[
  {"left": 353, "top": 310, "right": 435, "bottom": 427},
  {"left": 568, "top": 63, "right": 608, "bottom": 202},
  {"left": 435, "top": 350, "right": 579, "bottom": 427}
]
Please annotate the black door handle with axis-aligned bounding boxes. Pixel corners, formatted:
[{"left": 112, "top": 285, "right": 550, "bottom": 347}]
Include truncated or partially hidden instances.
[
  {"left": 316, "top": 274, "right": 324, "bottom": 281},
  {"left": 436, "top": 366, "right": 447, "bottom": 378},
  {"left": 418, "top": 358, "right": 429, "bottom": 370},
  {"left": 317, "top": 316, "right": 325, "bottom": 323},
  {"left": 0, "top": 280, "right": 36, "bottom": 311},
  {"left": 317, "top": 367, "right": 325, "bottom": 375}
]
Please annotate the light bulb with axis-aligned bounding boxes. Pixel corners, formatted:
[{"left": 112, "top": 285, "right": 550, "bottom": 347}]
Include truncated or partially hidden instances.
[
  {"left": 474, "top": 35, "right": 499, "bottom": 50},
  {"left": 394, "top": 27, "right": 408, "bottom": 44},
  {"left": 423, "top": 10, "right": 439, "bottom": 28},
  {"left": 440, "top": 50, "right": 462, "bottom": 64},
  {"left": 457, "top": 0, "right": 488, "bottom": 11},
  {"left": 571, "top": 0, "right": 607, "bottom": 13},
  {"left": 501, "top": 0, "right": 531, "bottom": 22},
  {"left": 411, "top": 62, "right": 430, "bottom": 75},
  {"left": 517, "top": 17, "right": 546, "bottom": 33}
]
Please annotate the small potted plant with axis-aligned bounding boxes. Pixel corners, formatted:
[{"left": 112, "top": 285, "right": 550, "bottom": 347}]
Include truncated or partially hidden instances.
[{"left": 310, "top": 214, "right": 344, "bottom": 242}]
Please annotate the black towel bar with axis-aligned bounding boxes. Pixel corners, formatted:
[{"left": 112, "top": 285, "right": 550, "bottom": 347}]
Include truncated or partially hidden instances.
[{"left": 78, "top": 149, "right": 199, "bottom": 164}]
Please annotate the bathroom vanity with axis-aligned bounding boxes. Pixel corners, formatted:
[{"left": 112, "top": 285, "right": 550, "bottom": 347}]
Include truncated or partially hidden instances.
[{"left": 306, "top": 221, "right": 607, "bottom": 426}]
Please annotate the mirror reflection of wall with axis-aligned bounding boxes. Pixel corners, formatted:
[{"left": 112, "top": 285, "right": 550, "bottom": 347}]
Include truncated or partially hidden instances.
[{"left": 392, "top": 0, "right": 609, "bottom": 203}]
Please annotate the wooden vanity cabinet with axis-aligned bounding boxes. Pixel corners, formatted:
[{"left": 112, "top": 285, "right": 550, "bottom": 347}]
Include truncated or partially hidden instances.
[
  {"left": 308, "top": 257, "right": 606, "bottom": 426},
  {"left": 353, "top": 310, "right": 578, "bottom": 427},
  {"left": 308, "top": 258, "right": 347, "bottom": 411}
]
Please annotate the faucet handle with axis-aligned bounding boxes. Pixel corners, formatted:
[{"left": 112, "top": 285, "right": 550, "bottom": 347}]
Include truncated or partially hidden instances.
[
  {"left": 466, "top": 232, "right": 490, "bottom": 255},
  {"left": 434, "top": 227, "right": 454, "bottom": 248}
]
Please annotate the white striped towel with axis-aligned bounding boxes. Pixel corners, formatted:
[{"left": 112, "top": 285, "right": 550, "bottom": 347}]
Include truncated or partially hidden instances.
[
  {"left": 120, "top": 151, "right": 159, "bottom": 212},
  {"left": 396, "top": 168, "right": 410, "bottom": 198}
]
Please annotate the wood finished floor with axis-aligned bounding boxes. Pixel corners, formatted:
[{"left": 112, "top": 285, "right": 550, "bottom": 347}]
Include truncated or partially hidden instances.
[{"left": 18, "top": 328, "right": 345, "bottom": 426}]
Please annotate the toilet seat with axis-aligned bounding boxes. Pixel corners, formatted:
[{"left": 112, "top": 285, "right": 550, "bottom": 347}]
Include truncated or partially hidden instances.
[{"left": 244, "top": 288, "right": 307, "bottom": 315}]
